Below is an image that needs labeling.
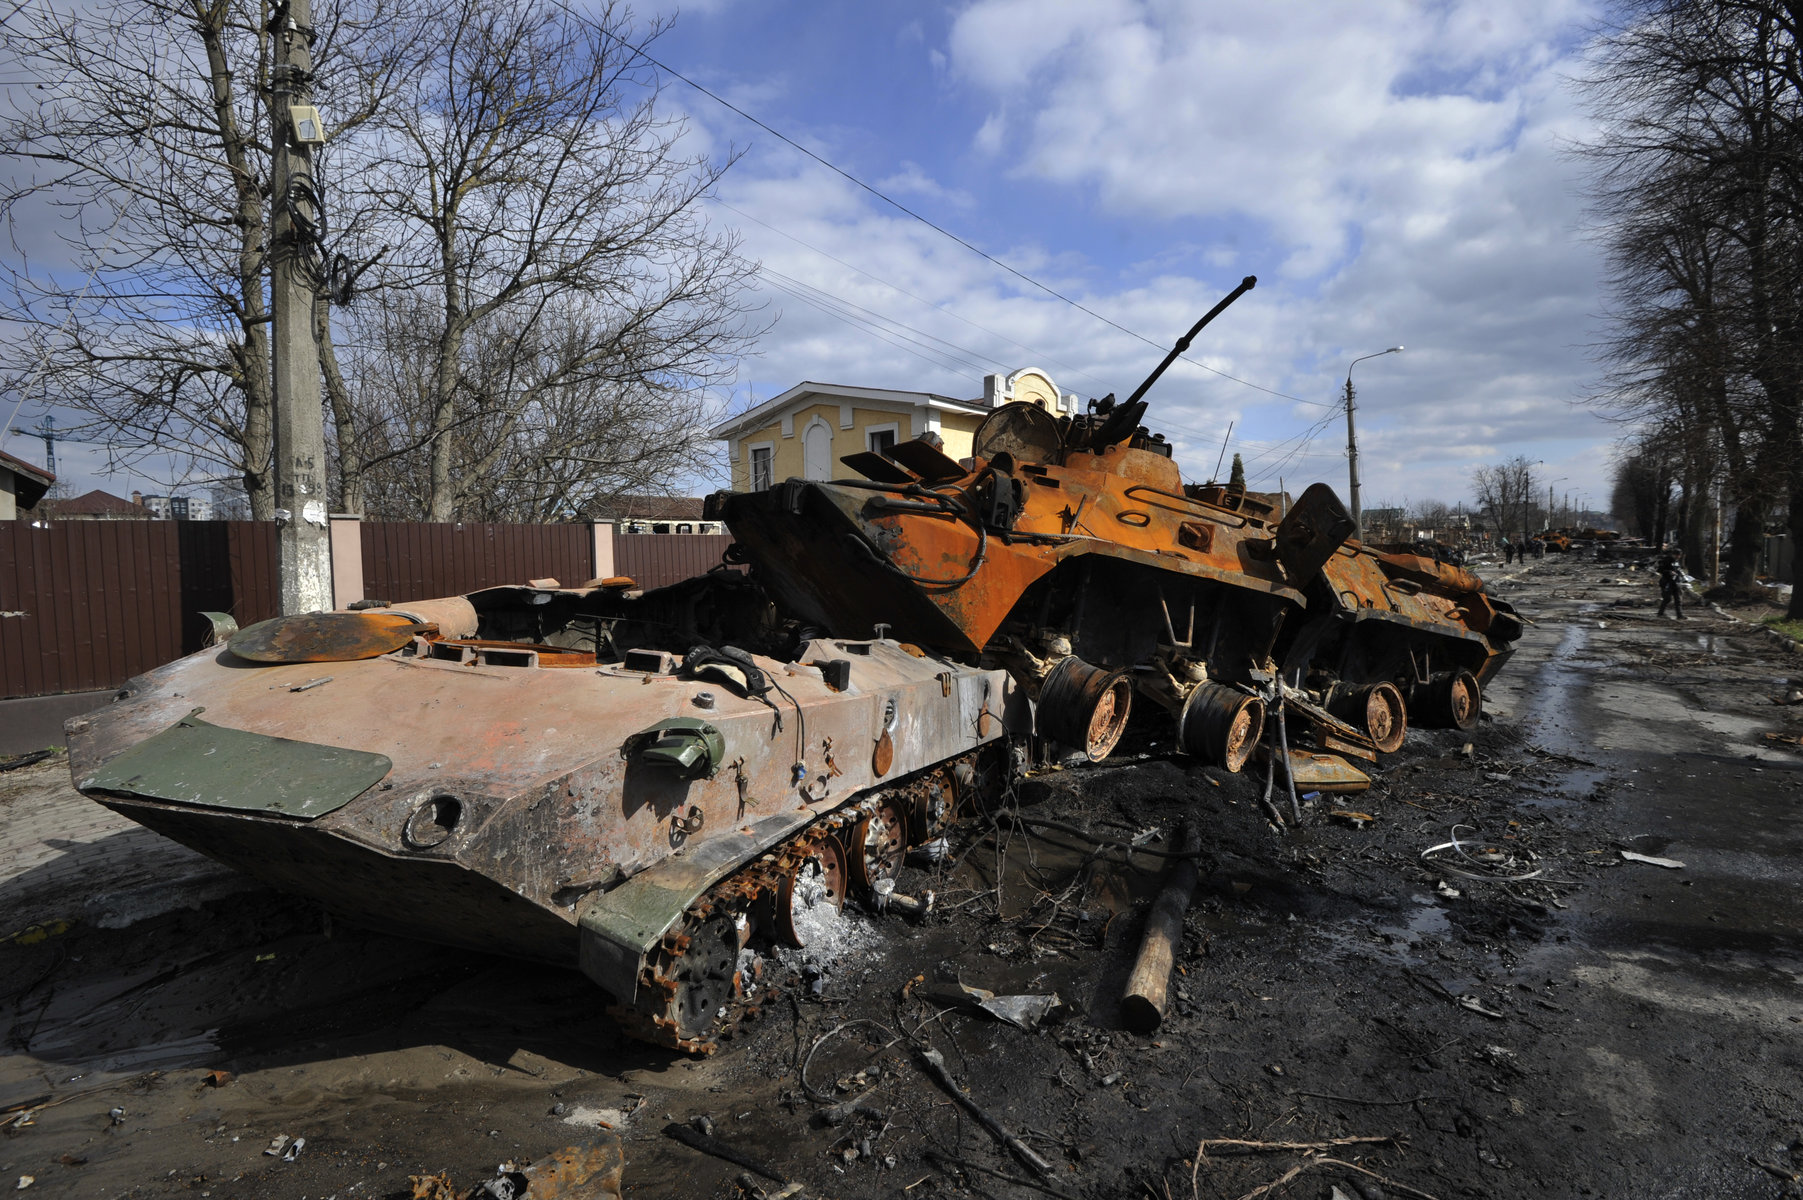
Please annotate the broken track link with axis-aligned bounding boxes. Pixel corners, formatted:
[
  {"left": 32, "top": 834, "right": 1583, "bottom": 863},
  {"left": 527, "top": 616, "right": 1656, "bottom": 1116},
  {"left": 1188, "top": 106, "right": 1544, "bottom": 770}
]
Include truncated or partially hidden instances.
[{"left": 606, "top": 748, "right": 997, "bottom": 1054}]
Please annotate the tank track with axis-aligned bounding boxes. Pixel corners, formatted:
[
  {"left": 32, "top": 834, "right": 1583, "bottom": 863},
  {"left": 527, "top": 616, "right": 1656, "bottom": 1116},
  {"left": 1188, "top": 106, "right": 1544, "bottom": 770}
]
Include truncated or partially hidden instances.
[{"left": 606, "top": 748, "right": 997, "bottom": 1053}]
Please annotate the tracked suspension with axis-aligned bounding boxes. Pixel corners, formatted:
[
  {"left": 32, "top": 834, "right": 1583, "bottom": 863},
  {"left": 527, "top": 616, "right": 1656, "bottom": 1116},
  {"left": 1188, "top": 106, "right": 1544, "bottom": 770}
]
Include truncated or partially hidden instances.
[{"left": 606, "top": 748, "right": 1001, "bottom": 1053}]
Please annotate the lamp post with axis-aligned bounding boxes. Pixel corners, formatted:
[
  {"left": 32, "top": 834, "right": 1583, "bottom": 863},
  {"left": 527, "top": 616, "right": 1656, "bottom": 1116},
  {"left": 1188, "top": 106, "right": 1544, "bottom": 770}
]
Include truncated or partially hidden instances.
[
  {"left": 1345, "top": 346, "right": 1403, "bottom": 538},
  {"left": 1545, "top": 477, "right": 1566, "bottom": 531}
]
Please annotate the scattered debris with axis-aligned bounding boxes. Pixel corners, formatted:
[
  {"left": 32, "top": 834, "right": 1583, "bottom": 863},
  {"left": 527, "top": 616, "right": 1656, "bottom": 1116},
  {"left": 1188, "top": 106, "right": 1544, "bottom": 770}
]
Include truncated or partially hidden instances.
[
  {"left": 979, "top": 992, "right": 1065, "bottom": 1031},
  {"left": 1421, "top": 824, "right": 1543, "bottom": 882},
  {"left": 0, "top": 750, "right": 52, "bottom": 772},
  {"left": 735, "top": 1177, "right": 807, "bottom": 1200},
  {"left": 915, "top": 1046, "right": 1055, "bottom": 1178},
  {"left": 664, "top": 1121, "right": 785, "bottom": 1184},
  {"left": 869, "top": 877, "right": 934, "bottom": 919},
  {"left": 1, "top": 920, "right": 70, "bottom": 946},
  {"left": 408, "top": 1138, "right": 624, "bottom": 1200},
  {"left": 1188, "top": 1136, "right": 1426, "bottom": 1200},
  {"left": 1619, "top": 850, "right": 1684, "bottom": 869},
  {"left": 1457, "top": 996, "right": 1507, "bottom": 1021},
  {"left": 263, "top": 1135, "right": 290, "bottom": 1157},
  {"left": 1122, "top": 819, "right": 1202, "bottom": 1033},
  {"left": 912, "top": 972, "right": 1065, "bottom": 1030}
]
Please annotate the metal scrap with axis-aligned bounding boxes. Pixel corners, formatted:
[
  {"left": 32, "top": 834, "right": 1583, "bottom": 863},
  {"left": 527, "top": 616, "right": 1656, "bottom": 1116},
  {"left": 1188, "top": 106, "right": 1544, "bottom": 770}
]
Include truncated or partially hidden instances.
[
  {"left": 913, "top": 977, "right": 1065, "bottom": 1031},
  {"left": 1421, "top": 824, "right": 1543, "bottom": 882}
]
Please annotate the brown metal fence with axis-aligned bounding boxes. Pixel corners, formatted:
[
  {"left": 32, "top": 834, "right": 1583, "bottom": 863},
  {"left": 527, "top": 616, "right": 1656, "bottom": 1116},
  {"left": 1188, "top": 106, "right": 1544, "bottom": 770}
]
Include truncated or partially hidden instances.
[
  {"left": 0, "top": 520, "right": 278, "bottom": 700},
  {"left": 1, "top": 520, "right": 740, "bottom": 701},
  {"left": 615, "top": 533, "right": 736, "bottom": 590},
  {"left": 360, "top": 521, "right": 594, "bottom": 603}
]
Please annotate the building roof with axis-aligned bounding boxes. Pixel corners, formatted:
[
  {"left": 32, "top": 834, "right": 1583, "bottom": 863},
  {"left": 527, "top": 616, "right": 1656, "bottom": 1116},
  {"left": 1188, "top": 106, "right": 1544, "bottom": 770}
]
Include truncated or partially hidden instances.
[
  {"left": 0, "top": 447, "right": 54, "bottom": 510},
  {"left": 39, "top": 489, "right": 147, "bottom": 518},
  {"left": 709, "top": 381, "right": 985, "bottom": 441},
  {"left": 593, "top": 495, "right": 707, "bottom": 522}
]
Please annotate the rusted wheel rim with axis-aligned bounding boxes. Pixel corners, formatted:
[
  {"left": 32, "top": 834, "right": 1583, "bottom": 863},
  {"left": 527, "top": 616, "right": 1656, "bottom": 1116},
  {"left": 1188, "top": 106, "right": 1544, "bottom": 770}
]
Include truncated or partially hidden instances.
[
  {"left": 1221, "top": 699, "right": 1261, "bottom": 772},
  {"left": 849, "top": 800, "right": 908, "bottom": 895},
  {"left": 1365, "top": 682, "right": 1408, "bottom": 753},
  {"left": 1084, "top": 677, "right": 1133, "bottom": 761},
  {"left": 1448, "top": 671, "right": 1481, "bottom": 731},
  {"left": 918, "top": 775, "right": 955, "bottom": 838},
  {"left": 775, "top": 840, "right": 847, "bottom": 948}
]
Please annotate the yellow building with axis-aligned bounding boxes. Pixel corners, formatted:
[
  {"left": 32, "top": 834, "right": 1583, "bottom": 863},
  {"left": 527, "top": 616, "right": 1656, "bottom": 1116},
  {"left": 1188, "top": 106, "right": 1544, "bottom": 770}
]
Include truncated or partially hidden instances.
[{"left": 712, "top": 367, "right": 1078, "bottom": 492}]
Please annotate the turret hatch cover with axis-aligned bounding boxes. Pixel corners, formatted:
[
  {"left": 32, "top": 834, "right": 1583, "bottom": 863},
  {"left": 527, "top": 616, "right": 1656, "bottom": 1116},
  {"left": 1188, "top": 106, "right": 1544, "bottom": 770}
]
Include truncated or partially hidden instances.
[
  {"left": 974, "top": 401, "right": 1063, "bottom": 465},
  {"left": 229, "top": 611, "right": 432, "bottom": 663}
]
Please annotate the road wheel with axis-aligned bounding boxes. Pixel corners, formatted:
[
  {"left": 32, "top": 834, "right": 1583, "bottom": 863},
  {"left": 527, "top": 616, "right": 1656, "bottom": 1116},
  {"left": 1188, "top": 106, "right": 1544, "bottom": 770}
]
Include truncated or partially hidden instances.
[{"left": 1412, "top": 669, "right": 1481, "bottom": 731}]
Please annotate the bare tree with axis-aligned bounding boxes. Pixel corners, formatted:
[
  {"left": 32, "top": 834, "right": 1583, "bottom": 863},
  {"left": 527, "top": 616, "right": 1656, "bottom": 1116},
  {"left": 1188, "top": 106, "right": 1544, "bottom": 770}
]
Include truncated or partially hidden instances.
[
  {"left": 2, "top": 0, "right": 756, "bottom": 523},
  {"left": 1472, "top": 457, "right": 1540, "bottom": 547},
  {"left": 331, "top": 0, "right": 760, "bottom": 521},
  {"left": 0, "top": 0, "right": 409, "bottom": 518},
  {"left": 1578, "top": 0, "right": 1803, "bottom": 602},
  {"left": 1611, "top": 442, "right": 1673, "bottom": 540},
  {"left": 1411, "top": 498, "right": 1453, "bottom": 529}
]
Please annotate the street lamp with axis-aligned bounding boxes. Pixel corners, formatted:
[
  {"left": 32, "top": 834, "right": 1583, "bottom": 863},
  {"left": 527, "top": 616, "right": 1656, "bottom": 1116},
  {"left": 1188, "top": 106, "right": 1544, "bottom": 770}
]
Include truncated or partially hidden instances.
[
  {"left": 1545, "top": 477, "right": 1567, "bottom": 530},
  {"left": 1345, "top": 346, "right": 1403, "bottom": 538}
]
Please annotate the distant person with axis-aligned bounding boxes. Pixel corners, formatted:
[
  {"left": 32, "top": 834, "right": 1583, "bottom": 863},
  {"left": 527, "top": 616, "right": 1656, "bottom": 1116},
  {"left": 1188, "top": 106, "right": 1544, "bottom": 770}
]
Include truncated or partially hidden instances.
[
  {"left": 1502, "top": 537, "right": 1514, "bottom": 564},
  {"left": 1656, "top": 554, "right": 1686, "bottom": 619},
  {"left": 1533, "top": 537, "right": 1545, "bottom": 559}
]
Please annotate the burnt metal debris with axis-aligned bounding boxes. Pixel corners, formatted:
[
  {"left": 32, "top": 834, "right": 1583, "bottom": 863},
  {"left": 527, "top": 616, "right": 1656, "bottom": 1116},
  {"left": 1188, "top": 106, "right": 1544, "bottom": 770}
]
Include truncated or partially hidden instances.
[{"left": 66, "top": 277, "right": 1520, "bottom": 1054}]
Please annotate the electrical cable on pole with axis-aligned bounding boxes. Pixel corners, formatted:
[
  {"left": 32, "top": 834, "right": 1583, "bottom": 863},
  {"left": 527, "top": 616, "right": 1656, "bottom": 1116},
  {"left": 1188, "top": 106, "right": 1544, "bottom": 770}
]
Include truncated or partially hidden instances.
[
  {"left": 1343, "top": 347, "right": 1402, "bottom": 539},
  {"left": 268, "top": 0, "right": 333, "bottom": 613}
]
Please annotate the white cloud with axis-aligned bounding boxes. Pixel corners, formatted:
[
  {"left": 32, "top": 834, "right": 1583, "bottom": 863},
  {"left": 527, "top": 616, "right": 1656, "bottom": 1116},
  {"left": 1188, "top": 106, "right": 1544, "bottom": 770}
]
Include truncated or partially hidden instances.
[{"left": 16, "top": 0, "right": 1625, "bottom": 515}]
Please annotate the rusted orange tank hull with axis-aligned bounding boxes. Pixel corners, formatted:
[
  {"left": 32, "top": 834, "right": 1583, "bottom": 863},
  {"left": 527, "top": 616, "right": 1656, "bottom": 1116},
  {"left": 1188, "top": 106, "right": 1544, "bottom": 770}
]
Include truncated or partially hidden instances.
[{"left": 715, "top": 396, "right": 1520, "bottom": 764}]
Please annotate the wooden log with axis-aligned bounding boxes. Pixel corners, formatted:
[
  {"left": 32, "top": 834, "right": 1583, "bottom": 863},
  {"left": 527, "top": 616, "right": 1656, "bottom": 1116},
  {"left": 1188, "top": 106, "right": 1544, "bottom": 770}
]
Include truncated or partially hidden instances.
[{"left": 1120, "top": 819, "right": 1202, "bottom": 1033}]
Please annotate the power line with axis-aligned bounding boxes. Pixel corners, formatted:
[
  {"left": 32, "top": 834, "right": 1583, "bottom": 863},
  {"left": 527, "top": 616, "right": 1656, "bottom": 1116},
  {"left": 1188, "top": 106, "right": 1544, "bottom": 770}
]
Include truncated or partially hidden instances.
[
  {"left": 585, "top": 10, "right": 1331, "bottom": 409},
  {"left": 714, "top": 198, "right": 1113, "bottom": 395}
]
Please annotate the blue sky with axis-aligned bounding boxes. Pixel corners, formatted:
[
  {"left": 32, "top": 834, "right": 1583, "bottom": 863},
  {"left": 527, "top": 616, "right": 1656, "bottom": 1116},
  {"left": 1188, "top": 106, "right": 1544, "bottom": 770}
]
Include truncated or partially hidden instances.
[
  {"left": 8, "top": 0, "right": 1624, "bottom": 518},
  {"left": 655, "top": 0, "right": 1619, "bottom": 514}
]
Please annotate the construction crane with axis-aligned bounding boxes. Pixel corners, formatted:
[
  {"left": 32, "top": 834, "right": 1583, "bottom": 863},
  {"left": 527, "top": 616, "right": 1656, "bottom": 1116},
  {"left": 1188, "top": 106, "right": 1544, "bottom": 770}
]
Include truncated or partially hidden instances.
[{"left": 7, "top": 414, "right": 66, "bottom": 480}]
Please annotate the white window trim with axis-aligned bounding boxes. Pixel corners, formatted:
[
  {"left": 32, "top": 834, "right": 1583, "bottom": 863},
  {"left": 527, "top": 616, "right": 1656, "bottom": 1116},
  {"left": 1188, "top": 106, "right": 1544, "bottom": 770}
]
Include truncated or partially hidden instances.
[
  {"left": 865, "top": 422, "right": 900, "bottom": 452},
  {"left": 748, "top": 440, "right": 775, "bottom": 491}
]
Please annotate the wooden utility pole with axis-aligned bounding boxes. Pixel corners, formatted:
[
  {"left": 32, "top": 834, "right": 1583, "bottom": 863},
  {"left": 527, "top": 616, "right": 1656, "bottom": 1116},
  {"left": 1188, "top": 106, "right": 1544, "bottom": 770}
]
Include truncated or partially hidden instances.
[
  {"left": 1344, "top": 347, "right": 1402, "bottom": 540},
  {"left": 269, "top": 0, "right": 333, "bottom": 614}
]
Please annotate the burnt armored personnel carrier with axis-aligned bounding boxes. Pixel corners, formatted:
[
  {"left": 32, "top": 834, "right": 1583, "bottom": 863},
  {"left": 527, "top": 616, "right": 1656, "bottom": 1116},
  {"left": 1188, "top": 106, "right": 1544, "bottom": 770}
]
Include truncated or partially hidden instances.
[
  {"left": 715, "top": 277, "right": 1522, "bottom": 777},
  {"left": 67, "top": 276, "right": 1517, "bottom": 1051},
  {"left": 67, "top": 576, "right": 1023, "bottom": 1051}
]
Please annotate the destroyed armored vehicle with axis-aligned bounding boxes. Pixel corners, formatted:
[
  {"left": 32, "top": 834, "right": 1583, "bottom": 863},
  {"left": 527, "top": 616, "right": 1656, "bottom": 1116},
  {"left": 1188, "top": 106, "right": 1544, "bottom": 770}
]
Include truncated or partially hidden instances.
[
  {"left": 714, "top": 276, "right": 1522, "bottom": 782},
  {"left": 67, "top": 573, "right": 1024, "bottom": 1052},
  {"left": 67, "top": 275, "right": 1520, "bottom": 1053}
]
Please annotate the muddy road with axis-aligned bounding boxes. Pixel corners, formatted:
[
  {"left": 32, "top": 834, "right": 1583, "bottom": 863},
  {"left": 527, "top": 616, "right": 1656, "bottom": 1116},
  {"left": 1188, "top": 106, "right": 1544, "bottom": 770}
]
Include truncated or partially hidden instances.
[{"left": 4, "top": 553, "right": 1802, "bottom": 1200}]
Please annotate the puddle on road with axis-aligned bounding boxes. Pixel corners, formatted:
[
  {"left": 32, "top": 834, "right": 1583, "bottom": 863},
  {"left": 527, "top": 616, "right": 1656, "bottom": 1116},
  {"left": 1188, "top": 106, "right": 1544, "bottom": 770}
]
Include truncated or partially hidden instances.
[
  {"left": 1522, "top": 616, "right": 1595, "bottom": 759},
  {"left": 1375, "top": 895, "right": 1452, "bottom": 944}
]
